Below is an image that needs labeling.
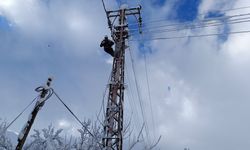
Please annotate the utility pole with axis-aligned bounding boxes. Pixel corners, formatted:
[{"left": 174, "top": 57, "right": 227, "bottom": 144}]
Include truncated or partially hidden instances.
[
  {"left": 103, "top": 5, "right": 142, "bottom": 150},
  {"left": 16, "top": 78, "right": 53, "bottom": 150}
]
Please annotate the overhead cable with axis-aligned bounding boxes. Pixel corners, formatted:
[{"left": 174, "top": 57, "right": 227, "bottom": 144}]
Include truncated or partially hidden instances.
[
  {"left": 97, "top": 70, "right": 112, "bottom": 121},
  {"left": 5, "top": 96, "right": 38, "bottom": 130},
  {"left": 127, "top": 41, "right": 151, "bottom": 145},
  {"left": 130, "top": 18, "right": 250, "bottom": 37},
  {"left": 101, "top": 0, "right": 107, "bottom": 12},
  {"left": 130, "top": 30, "right": 250, "bottom": 41},
  {"left": 129, "top": 12, "right": 250, "bottom": 31},
  {"left": 143, "top": 53, "right": 156, "bottom": 139},
  {"left": 129, "top": 5, "right": 250, "bottom": 26},
  {"left": 53, "top": 90, "right": 99, "bottom": 141}
]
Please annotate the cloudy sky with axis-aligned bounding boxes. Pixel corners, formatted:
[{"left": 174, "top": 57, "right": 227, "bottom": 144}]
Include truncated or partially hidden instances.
[{"left": 1, "top": 0, "right": 250, "bottom": 149}]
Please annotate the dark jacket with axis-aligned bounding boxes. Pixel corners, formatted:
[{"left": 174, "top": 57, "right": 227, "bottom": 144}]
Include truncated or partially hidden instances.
[{"left": 100, "top": 39, "right": 114, "bottom": 49}]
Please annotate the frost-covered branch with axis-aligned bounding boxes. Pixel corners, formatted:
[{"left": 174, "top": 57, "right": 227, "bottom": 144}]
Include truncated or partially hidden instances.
[{"left": 0, "top": 119, "right": 13, "bottom": 150}]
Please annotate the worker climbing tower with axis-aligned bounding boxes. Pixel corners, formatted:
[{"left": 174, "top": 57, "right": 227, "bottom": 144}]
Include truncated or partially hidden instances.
[{"left": 102, "top": 5, "right": 142, "bottom": 150}]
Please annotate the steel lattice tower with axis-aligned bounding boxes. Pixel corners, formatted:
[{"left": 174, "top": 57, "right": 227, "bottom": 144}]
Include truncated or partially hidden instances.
[{"left": 102, "top": 5, "right": 142, "bottom": 150}]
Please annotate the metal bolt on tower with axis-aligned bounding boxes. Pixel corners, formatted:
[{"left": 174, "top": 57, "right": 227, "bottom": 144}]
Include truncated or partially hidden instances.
[{"left": 103, "top": 5, "right": 142, "bottom": 150}]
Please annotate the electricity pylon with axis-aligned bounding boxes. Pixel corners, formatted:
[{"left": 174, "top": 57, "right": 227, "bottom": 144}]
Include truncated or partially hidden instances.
[
  {"left": 102, "top": 5, "right": 142, "bottom": 150},
  {"left": 16, "top": 78, "right": 53, "bottom": 150}
]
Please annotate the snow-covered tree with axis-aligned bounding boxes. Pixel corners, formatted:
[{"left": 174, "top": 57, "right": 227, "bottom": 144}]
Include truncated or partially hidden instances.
[
  {"left": 61, "top": 135, "right": 73, "bottom": 150},
  {"left": 72, "top": 120, "right": 103, "bottom": 150},
  {"left": 21, "top": 120, "right": 103, "bottom": 150},
  {"left": 0, "top": 119, "right": 13, "bottom": 150},
  {"left": 24, "top": 124, "right": 63, "bottom": 150},
  {"left": 0, "top": 116, "right": 109, "bottom": 150}
]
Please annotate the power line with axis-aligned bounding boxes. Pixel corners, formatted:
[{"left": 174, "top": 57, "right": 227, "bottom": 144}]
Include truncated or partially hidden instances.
[
  {"left": 127, "top": 41, "right": 151, "bottom": 146},
  {"left": 53, "top": 90, "right": 97, "bottom": 140},
  {"left": 129, "top": 5, "right": 250, "bottom": 26},
  {"left": 143, "top": 53, "right": 156, "bottom": 139},
  {"left": 125, "top": 52, "right": 150, "bottom": 148},
  {"left": 131, "top": 17, "right": 250, "bottom": 37},
  {"left": 129, "top": 12, "right": 250, "bottom": 32},
  {"left": 101, "top": 0, "right": 107, "bottom": 12},
  {"left": 129, "top": 14, "right": 229, "bottom": 30},
  {"left": 97, "top": 69, "right": 112, "bottom": 121},
  {"left": 125, "top": 64, "right": 148, "bottom": 146},
  {"left": 129, "top": 13, "right": 250, "bottom": 37},
  {"left": 216, "top": 5, "right": 250, "bottom": 13},
  {"left": 5, "top": 96, "right": 38, "bottom": 130},
  {"left": 125, "top": 65, "right": 140, "bottom": 127},
  {"left": 101, "top": 0, "right": 114, "bottom": 34},
  {"left": 131, "top": 30, "right": 250, "bottom": 41},
  {"left": 138, "top": 32, "right": 157, "bottom": 140}
]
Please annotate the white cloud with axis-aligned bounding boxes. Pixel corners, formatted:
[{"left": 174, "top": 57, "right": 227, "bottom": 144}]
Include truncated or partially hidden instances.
[
  {"left": 180, "top": 97, "right": 196, "bottom": 120},
  {"left": 123, "top": 1, "right": 250, "bottom": 149},
  {"left": 0, "top": 0, "right": 118, "bottom": 136},
  {"left": 1, "top": 0, "right": 250, "bottom": 149}
]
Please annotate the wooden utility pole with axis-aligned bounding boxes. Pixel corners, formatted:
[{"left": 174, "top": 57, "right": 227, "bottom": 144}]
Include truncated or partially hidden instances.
[
  {"left": 16, "top": 78, "right": 53, "bottom": 150},
  {"left": 102, "top": 5, "right": 142, "bottom": 150}
]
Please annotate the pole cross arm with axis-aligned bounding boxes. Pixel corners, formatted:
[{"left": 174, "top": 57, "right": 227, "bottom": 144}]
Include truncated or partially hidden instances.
[{"left": 107, "top": 6, "right": 141, "bottom": 18}]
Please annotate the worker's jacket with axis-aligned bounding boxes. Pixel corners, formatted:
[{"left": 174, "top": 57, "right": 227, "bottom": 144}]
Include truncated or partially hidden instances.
[{"left": 100, "top": 39, "right": 114, "bottom": 49}]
